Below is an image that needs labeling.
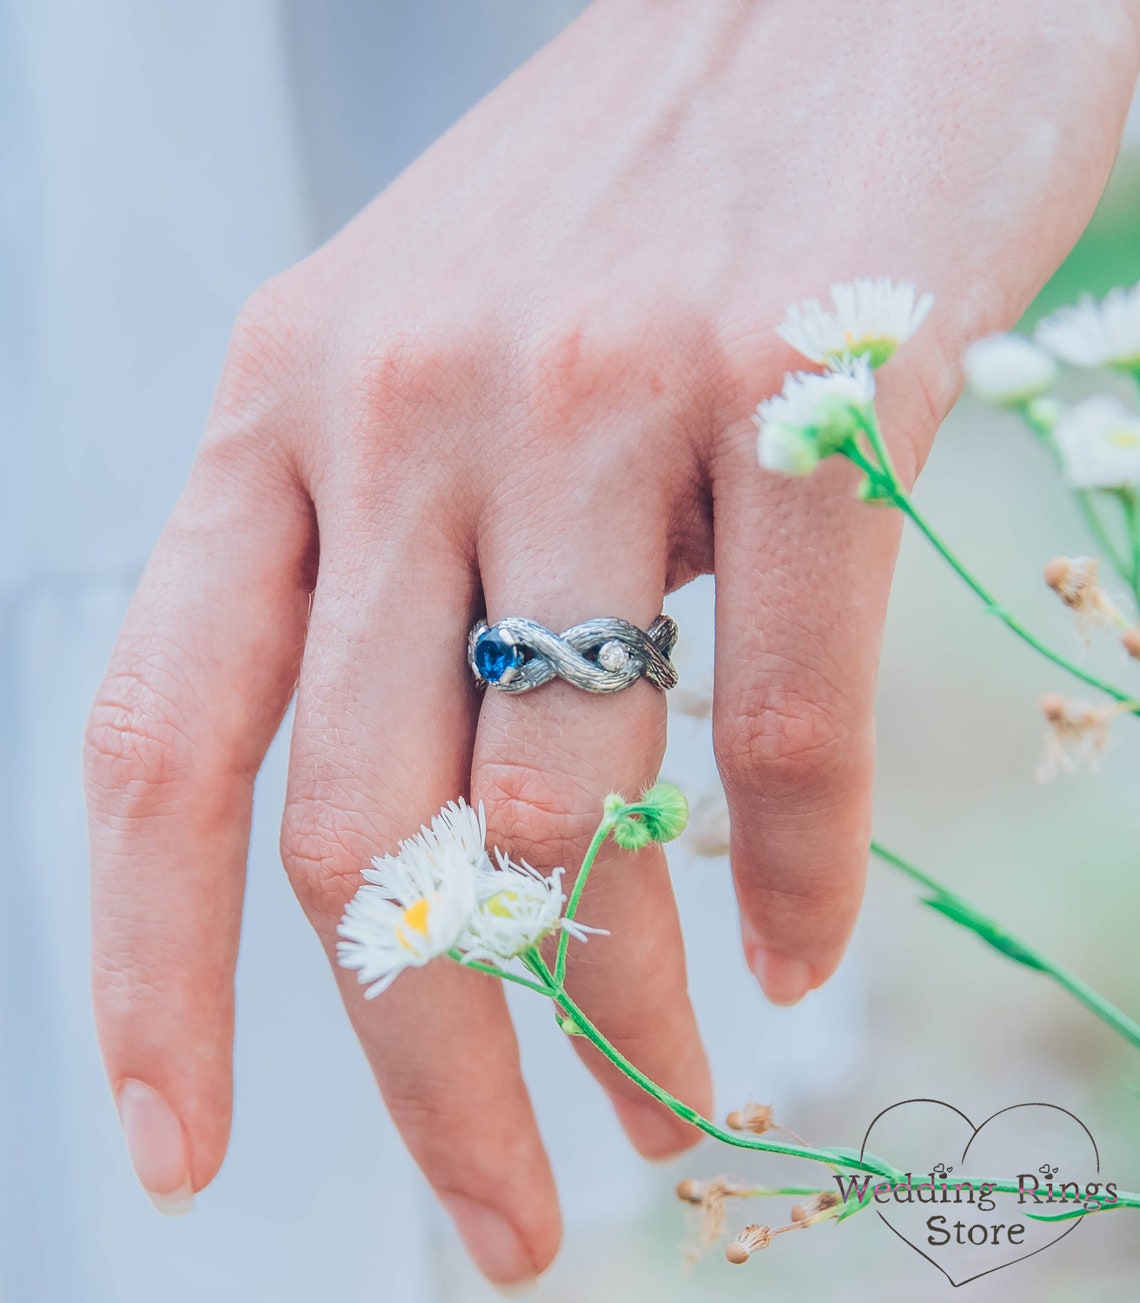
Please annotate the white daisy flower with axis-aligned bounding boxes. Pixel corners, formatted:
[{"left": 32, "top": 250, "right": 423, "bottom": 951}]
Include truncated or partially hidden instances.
[
  {"left": 1035, "top": 282, "right": 1140, "bottom": 370},
  {"left": 753, "top": 357, "right": 876, "bottom": 476},
  {"left": 777, "top": 277, "right": 934, "bottom": 367},
  {"left": 1053, "top": 396, "right": 1140, "bottom": 490},
  {"left": 963, "top": 333, "right": 1056, "bottom": 405},
  {"left": 459, "top": 853, "right": 601, "bottom": 963},
  {"left": 337, "top": 800, "right": 486, "bottom": 997},
  {"left": 754, "top": 418, "right": 820, "bottom": 477}
]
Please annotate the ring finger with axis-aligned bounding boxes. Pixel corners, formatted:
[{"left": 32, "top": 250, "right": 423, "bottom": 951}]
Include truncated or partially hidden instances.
[{"left": 471, "top": 437, "right": 712, "bottom": 1159}]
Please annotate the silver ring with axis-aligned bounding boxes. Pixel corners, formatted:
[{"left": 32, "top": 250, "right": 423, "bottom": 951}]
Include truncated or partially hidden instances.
[{"left": 468, "top": 615, "right": 679, "bottom": 694}]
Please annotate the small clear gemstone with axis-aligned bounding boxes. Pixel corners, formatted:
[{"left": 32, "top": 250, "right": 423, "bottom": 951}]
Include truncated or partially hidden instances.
[
  {"left": 474, "top": 630, "right": 521, "bottom": 683},
  {"left": 598, "top": 640, "right": 630, "bottom": 672}
]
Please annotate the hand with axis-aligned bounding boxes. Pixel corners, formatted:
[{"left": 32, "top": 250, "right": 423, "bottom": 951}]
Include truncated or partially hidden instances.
[{"left": 84, "top": 0, "right": 1139, "bottom": 1286}]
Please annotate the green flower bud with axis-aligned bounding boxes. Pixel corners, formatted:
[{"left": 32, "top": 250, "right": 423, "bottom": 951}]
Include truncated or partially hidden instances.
[
  {"left": 611, "top": 815, "right": 654, "bottom": 850},
  {"left": 605, "top": 783, "right": 689, "bottom": 849},
  {"left": 634, "top": 782, "right": 690, "bottom": 842},
  {"left": 1025, "top": 395, "right": 1062, "bottom": 435},
  {"left": 603, "top": 792, "right": 627, "bottom": 820}
]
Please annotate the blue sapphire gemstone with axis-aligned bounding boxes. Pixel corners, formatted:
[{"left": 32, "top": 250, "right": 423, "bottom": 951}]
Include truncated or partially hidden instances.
[{"left": 474, "top": 629, "right": 522, "bottom": 683}]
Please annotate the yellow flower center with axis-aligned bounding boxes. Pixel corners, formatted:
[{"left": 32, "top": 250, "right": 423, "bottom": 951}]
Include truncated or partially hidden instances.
[
  {"left": 1107, "top": 426, "right": 1140, "bottom": 449},
  {"left": 395, "top": 896, "right": 432, "bottom": 950},
  {"left": 838, "top": 330, "right": 898, "bottom": 368},
  {"left": 483, "top": 889, "right": 520, "bottom": 918}
]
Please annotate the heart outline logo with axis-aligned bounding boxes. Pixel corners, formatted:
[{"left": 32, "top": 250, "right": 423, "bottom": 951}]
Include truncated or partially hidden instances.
[{"left": 858, "top": 1098, "right": 1099, "bottom": 1287}]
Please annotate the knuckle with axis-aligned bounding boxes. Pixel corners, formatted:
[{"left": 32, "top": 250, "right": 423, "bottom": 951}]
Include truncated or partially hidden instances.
[
  {"left": 476, "top": 757, "right": 598, "bottom": 869},
  {"left": 84, "top": 664, "right": 199, "bottom": 818},
  {"left": 380, "top": 1084, "right": 525, "bottom": 1188},
  {"left": 715, "top": 678, "right": 864, "bottom": 800},
  {"left": 349, "top": 329, "right": 465, "bottom": 444},
  {"left": 897, "top": 338, "right": 959, "bottom": 480},
  {"left": 338, "top": 326, "right": 483, "bottom": 486},
  {"left": 210, "top": 275, "right": 311, "bottom": 427},
  {"left": 382, "top": 1083, "right": 464, "bottom": 1140},
  {"left": 352, "top": 329, "right": 427, "bottom": 416},
  {"left": 279, "top": 794, "right": 371, "bottom": 918},
  {"left": 717, "top": 316, "right": 804, "bottom": 416},
  {"left": 526, "top": 324, "right": 602, "bottom": 413},
  {"left": 523, "top": 317, "right": 702, "bottom": 429},
  {"left": 869, "top": 328, "right": 959, "bottom": 487}
]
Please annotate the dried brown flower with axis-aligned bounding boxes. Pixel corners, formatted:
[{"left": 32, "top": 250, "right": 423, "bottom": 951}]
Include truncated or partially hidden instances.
[
  {"left": 790, "top": 1190, "right": 842, "bottom": 1225},
  {"left": 674, "top": 1177, "right": 707, "bottom": 1205},
  {"left": 675, "top": 1176, "right": 754, "bottom": 1249},
  {"left": 725, "top": 1103, "right": 775, "bottom": 1135},
  {"left": 724, "top": 1103, "right": 811, "bottom": 1150},
  {"left": 1037, "top": 693, "right": 1124, "bottom": 780},
  {"left": 1122, "top": 627, "right": 1140, "bottom": 661},
  {"left": 725, "top": 1224, "right": 773, "bottom": 1264},
  {"left": 1043, "top": 556, "right": 1127, "bottom": 641}
]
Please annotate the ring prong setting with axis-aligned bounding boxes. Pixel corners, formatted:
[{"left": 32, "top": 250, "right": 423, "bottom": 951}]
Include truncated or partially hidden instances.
[
  {"left": 597, "top": 639, "right": 630, "bottom": 672},
  {"left": 473, "top": 625, "right": 523, "bottom": 686}
]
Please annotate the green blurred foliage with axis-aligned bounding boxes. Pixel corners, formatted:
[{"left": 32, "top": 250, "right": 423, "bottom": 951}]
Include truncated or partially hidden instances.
[{"left": 1025, "top": 154, "right": 1140, "bottom": 324}]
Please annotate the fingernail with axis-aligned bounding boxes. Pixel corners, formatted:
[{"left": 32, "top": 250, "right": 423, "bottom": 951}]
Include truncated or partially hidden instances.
[
  {"left": 493, "top": 1282, "right": 539, "bottom": 1299},
  {"left": 612, "top": 1095, "right": 697, "bottom": 1162},
  {"left": 116, "top": 1079, "right": 194, "bottom": 1215},
  {"left": 441, "top": 1193, "right": 535, "bottom": 1289},
  {"left": 747, "top": 948, "right": 813, "bottom": 1006}
]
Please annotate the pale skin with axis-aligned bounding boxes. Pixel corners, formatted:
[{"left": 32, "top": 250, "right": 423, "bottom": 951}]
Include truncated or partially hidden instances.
[{"left": 83, "top": 0, "right": 1140, "bottom": 1288}]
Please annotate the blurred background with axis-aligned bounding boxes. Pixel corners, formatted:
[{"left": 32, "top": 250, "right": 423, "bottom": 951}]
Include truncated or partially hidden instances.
[{"left": 2, "top": 3, "right": 1138, "bottom": 1300}]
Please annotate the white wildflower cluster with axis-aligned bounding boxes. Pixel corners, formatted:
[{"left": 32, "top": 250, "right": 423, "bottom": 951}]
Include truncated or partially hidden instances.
[
  {"left": 776, "top": 277, "right": 933, "bottom": 369},
  {"left": 756, "top": 278, "right": 931, "bottom": 478},
  {"left": 1035, "top": 283, "right": 1140, "bottom": 372},
  {"left": 962, "top": 334, "right": 1055, "bottom": 406},
  {"left": 1053, "top": 397, "right": 1140, "bottom": 490},
  {"left": 965, "top": 280, "right": 1140, "bottom": 491},
  {"left": 337, "top": 800, "right": 596, "bottom": 996}
]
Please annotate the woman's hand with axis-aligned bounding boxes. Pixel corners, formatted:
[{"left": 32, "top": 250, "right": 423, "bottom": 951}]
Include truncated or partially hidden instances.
[{"left": 84, "top": 0, "right": 1139, "bottom": 1286}]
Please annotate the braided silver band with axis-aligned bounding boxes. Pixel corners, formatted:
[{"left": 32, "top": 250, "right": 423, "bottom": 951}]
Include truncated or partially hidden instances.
[{"left": 468, "top": 615, "right": 679, "bottom": 694}]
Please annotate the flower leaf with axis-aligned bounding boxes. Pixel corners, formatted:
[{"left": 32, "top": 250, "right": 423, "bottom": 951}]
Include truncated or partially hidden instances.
[{"left": 922, "top": 895, "right": 1048, "bottom": 971}]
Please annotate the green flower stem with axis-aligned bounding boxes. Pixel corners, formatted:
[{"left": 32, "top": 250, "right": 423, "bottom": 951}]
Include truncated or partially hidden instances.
[
  {"left": 844, "top": 431, "right": 1139, "bottom": 711},
  {"left": 554, "top": 814, "right": 616, "bottom": 985},
  {"left": 1080, "top": 490, "right": 1132, "bottom": 586},
  {"left": 447, "top": 950, "right": 556, "bottom": 997},
  {"left": 1020, "top": 400, "right": 1134, "bottom": 584},
  {"left": 1121, "top": 487, "right": 1140, "bottom": 603},
  {"left": 870, "top": 841, "right": 1140, "bottom": 1051},
  {"left": 449, "top": 944, "right": 1140, "bottom": 1222},
  {"left": 525, "top": 948, "right": 557, "bottom": 988},
  {"left": 894, "top": 486, "right": 1129, "bottom": 705},
  {"left": 553, "top": 984, "right": 899, "bottom": 1179},
  {"left": 538, "top": 927, "right": 894, "bottom": 1173},
  {"left": 527, "top": 967, "right": 1140, "bottom": 1220},
  {"left": 446, "top": 804, "right": 1140, "bottom": 1224}
]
